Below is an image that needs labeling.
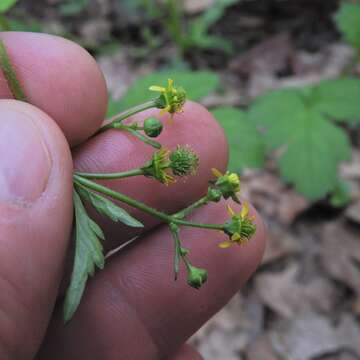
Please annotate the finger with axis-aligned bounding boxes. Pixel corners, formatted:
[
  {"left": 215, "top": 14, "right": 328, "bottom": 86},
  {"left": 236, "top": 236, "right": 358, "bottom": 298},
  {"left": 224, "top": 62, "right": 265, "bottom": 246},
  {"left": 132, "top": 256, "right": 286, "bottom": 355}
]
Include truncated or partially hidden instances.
[
  {"left": 0, "top": 100, "right": 73, "bottom": 358},
  {"left": 0, "top": 32, "right": 107, "bottom": 146},
  {"left": 73, "top": 101, "right": 228, "bottom": 250},
  {"left": 37, "top": 201, "right": 266, "bottom": 359},
  {"left": 169, "top": 344, "right": 203, "bottom": 360}
]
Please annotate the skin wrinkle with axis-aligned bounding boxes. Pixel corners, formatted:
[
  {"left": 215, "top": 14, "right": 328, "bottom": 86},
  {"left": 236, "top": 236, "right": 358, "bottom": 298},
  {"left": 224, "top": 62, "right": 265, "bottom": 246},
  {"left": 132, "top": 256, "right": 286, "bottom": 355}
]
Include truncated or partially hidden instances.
[{"left": 102, "top": 274, "right": 162, "bottom": 360}]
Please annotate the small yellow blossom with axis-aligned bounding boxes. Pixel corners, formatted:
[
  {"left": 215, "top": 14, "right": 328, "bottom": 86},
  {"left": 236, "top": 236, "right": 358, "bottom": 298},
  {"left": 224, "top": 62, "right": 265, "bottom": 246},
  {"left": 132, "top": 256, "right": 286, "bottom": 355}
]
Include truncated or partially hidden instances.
[
  {"left": 149, "top": 79, "right": 186, "bottom": 116},
  {"left": 219, "top": 202, "right": 256, "bottom": 248},
  {"left": 142, "top": 148, "right": 175, "bottom": 185},
  {"left": 211, "top": 168, "right": 240, "bottom": 202}
]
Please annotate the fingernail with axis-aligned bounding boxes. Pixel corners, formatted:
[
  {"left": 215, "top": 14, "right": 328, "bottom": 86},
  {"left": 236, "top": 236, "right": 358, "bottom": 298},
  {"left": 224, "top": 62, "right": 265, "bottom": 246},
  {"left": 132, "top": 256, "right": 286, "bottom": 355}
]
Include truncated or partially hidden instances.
[{"left": 0, "top": 108, "right": 52, "bottom": 202}]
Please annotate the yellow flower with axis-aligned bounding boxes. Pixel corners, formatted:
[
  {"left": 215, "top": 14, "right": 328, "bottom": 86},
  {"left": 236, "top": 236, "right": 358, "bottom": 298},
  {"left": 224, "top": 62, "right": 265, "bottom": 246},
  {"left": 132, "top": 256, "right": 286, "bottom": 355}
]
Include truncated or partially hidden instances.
[
  {"left": 211, "top": 168, "right": 240, "bottom": 202},
  {"left": 149, "top": 78, "right": 186, "bottom": 116},
  {"left": 142, "top": 148, "right": 175, "bottom": 185},
  {"left": 218, "top": 202, "right": 256, "bottom": 248}
]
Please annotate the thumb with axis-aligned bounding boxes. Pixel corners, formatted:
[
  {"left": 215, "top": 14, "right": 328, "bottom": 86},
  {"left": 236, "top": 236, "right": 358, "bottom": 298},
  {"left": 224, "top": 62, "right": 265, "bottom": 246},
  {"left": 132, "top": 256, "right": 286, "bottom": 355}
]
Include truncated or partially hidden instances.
[{"left": 0, "top": 100, "right": 73, "bottom": 359}]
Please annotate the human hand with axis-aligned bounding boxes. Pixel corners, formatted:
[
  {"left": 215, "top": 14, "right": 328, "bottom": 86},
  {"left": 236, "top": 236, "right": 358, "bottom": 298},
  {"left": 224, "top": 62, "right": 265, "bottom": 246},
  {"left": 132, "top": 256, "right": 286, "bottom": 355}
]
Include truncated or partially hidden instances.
[{"left": 0, "top": 32, "right": 266, "bottom": 360}]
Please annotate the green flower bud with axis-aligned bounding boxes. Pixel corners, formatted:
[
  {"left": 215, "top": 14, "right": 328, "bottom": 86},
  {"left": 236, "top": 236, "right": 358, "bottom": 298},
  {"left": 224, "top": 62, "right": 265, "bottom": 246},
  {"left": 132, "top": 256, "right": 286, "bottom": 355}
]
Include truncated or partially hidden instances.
[
  {"left": 170, "top": 146, "right": 199, "bottom": 177},
  {"left": 143, "top": 117, "right": 163, "bottom": 138},
  {"left": 207, "top": 188, "right": 222, "bottom": 203},
  {"left": 212, "top": 168, "right": 240, "bottom": 203},
  {"left": 187, "top": 265, "right": 208, "bottom": 289}
]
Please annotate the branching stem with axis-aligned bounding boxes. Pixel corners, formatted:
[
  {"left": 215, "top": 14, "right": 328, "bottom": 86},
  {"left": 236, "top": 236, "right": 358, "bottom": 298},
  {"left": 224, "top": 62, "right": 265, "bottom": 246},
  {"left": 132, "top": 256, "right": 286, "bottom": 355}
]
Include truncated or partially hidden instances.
[
  {"left": 99, "top": 100, "right": 157, "bottom": 133},
  {"left": 73, "top": 174, "right": 224, "bottom": 231}
]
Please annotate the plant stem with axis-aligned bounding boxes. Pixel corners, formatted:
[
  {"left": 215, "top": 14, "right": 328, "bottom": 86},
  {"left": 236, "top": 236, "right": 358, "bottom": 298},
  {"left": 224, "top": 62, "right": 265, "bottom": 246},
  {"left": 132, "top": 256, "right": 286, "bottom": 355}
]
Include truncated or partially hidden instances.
[
  {"left": 121, "top": 126, "right": 161, "bottom": 149},
  {"left": 73, "top": 174, "right": 224, "bottom": 231},
  {"left": 99, "top": 100, "right": 157, "bottom": 133},
  {"left": 74, "top": 168, "right": 144, "bottom": 180},
  {"left": 174, "top": 195, "right": 209, "bottom": 219},
  {"left": 0, "top": 39, "right": 27, "bottom": 101}
]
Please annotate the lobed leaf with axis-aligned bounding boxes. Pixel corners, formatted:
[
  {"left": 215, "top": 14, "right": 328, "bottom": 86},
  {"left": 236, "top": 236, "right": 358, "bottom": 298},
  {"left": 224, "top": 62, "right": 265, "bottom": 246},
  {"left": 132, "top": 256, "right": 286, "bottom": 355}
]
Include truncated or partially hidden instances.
[
  {"left": 310, "top": 78, "right": 360, "bottom": 123},
  {"left": 248, "top": 81, "right": 353, "bottom": 200},
  {"left": 76, "top": 185, "right": 144, "bottom": 228},
  {"left": 63, "top": 190, "right": 105, "bottom": 323},
  {"left": 212, "top": 106, "right": 265, "bottom": 172}
]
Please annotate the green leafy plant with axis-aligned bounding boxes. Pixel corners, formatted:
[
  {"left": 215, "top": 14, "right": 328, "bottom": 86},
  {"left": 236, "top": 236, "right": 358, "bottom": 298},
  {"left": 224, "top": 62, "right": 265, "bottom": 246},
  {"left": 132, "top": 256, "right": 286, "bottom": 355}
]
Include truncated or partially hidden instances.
[
  {"left": 0, "top": 0, "right": 18, "bottom": 30},
  {"left": 335, "top": 2, "right": 360, "bottom": 52},
  {"left": 212, "top": 107, "right": 265, "bottom": 173},
  {"left": 164, "top": 0, "right": 237, "bottom": 55},
  {"left": 248, "top": 78, "right": 360, "bottom": 200},
  {"left": 0, "top": 39, "right": 257, "bottom": 323},
  {"left": 59, "top": 0, "right": 90, "bottom": 16}
]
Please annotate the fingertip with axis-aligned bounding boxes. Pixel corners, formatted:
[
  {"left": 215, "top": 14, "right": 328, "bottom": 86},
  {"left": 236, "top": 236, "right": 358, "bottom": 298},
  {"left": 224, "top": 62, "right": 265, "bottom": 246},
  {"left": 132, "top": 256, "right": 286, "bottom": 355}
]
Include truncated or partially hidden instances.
[
  {"left": 0, "top": 99, "right": 73, "bottom": 357},
  {"left": 0, "top": 32, "right": 108, "bottom": 145}
]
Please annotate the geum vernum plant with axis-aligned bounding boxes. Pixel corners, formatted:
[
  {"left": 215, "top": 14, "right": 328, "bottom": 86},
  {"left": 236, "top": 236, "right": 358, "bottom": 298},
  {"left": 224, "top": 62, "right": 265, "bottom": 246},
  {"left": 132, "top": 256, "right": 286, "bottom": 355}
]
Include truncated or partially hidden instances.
[{"left": 0, "top": 40, "right": 257, "bottom": 323}]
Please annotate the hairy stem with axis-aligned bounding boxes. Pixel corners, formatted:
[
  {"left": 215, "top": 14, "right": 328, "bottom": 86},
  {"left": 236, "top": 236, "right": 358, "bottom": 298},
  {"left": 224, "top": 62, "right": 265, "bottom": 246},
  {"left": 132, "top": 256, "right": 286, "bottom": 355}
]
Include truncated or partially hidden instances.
[
  {"left": 0, "top": 39, "right": 27, "bottom": 101},
  {"left": 174, "top": 195, "right": 209, "bottom": 219},
  {"left": 74, "top": 168, "right": 144, "bottom": 180},
  {"left": 99, "top": 100, "right": 157, "bottom": 133},
  {"left": 73, "top": 174, "right": 224, "bottom": 231}
]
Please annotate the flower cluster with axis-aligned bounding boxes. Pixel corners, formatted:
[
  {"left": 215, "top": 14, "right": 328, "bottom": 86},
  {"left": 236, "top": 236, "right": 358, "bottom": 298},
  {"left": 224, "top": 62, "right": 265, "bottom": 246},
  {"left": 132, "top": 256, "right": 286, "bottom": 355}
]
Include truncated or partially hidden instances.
[
  {"left": 150, "top": 79, "right": 186, "bottom": 115},
  {"left": 142, "top": 146, "right": 199, "bottom": 185}
]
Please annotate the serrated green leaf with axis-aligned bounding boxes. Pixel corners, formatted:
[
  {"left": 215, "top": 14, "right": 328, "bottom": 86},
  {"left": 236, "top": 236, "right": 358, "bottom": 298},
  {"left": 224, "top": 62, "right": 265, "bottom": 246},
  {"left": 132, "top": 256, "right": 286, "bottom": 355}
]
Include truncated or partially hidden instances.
[
  {"left": 279, "top": 110, "right": 350, "bottom": 199},
  {"left": 107, "top": 71, "right": 219, "bottom": 116},
  {"left": 311, "top": 78, "right": 360, "bottom": 123},
  {"left": 335, "top": 3, "right": 360, "bottom": 50},
  {"left": 63, "top": 190, "right": 105, "bottom": 323},
  {"left": 248, "top": 88, "right": 306, "bottom": 150},
  {"left": 0, "top": 0, "right": 18, "bottom": 13},
  {"left": 212, "top": 107, "right": 265, "bottom": 172},
  {"left": 76, "top": 185, "right": 144, "bottom": 228},
  {"left": 249, "top": 87, "right": 352, "bottom": 199}
]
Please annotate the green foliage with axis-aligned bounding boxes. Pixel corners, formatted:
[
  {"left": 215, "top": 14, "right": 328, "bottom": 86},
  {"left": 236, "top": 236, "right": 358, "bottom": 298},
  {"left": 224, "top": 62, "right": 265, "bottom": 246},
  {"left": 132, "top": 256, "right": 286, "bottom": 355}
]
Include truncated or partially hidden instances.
[
  {"left": 107, "top": 70, "right": 219, "bottom": 116},
  {"left": 212, "top": 107, "right": 265, "bottom": 172},
  {"left": 64, "top": 186, "right": 144, "bottom": 322},
  {"left": 0, "top": 0, "right": 18, "bottom": 13},
  {"left": 335, "top": 2, "right": 360, "bottom": 51},
  {"left": 59, "top": 0, "right": 90, "bottom": 16},
  {"left": 330, "top": 179, "right": 351, "bottom": 207},
  {"left": 187, "top": 0, "right": 238, "bottom": 53},
  {"left": 64, "top": 190, "right": 106, "bottom": 322},
  {"left": 76, "top": 186, "right": 144, "bottom": 227},
  {"left": 248, "top": 78, "right": 360, "bottom": 199},
  {"left": 164, "top": 0, "right": 237, "bottom": 54}
]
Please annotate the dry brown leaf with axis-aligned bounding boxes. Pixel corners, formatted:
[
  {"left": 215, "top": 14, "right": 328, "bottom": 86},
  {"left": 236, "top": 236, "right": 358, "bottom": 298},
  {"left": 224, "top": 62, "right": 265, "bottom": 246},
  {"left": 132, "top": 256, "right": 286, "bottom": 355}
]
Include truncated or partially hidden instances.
[
  {"left": 255, "top": 264, "right": 337, "bottom": 318},
  {"left": 320, "top": 222, "right": 360, "bottom": 308},
  {"left": 183, "top": 0, "right": 214, "bottom": 14},
  {"left": 271, "top": 313, "right": 360, "bottom": 360},
  {"left": 261, "top": 225, "right": 301, "bottom": 266},
  {"left": 241, "top": 169, "right": 309, "bottom": 225},
  {"left": 191, "top": 293, "right": 264, "bottom": 359}
]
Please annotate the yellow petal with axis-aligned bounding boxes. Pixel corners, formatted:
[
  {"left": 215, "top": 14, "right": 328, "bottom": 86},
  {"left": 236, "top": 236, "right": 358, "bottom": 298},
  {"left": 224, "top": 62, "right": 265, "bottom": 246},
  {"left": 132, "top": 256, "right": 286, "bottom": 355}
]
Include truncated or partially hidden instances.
[
  {"left": 149, "top": 85, "right": 166, "bottom": 92},
  {"left": 227, "top": 205, "right": 235, "bottom": 217},
  {"left": 211, "top": 168, "right": 223, "bottom": 178},
  {"left": 167, "top": 78, "right": 174, "bottom": 88},
  {"left": 240, "top": 202, "right": 249, "bottom": 218},
  {"left": 231, "top": 233, "right": 241, "bottom": 241},
  {"left": 218, "top": 241, "right": 232, "bottom": 249}
]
